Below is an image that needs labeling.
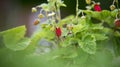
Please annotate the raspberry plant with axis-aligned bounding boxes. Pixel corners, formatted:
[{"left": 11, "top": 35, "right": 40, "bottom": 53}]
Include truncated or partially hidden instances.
[{"left": 0, "top": 0, "right": 120, "bottom": 67}]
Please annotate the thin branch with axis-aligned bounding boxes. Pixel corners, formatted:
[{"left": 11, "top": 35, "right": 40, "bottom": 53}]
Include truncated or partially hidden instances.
[{"left": 76, "top": 0, "right": 79, "bottom": 19}]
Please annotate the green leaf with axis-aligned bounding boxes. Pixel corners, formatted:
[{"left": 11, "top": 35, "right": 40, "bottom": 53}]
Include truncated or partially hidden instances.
[
  {"left": 78, "top": 34, "right": 96, "bottom": 54},
  {"left": 93, "top": 34, "right": 108, "bottom": 40},
  {"left": 72, "top": 24, "right": 84, "bottom": 34},
  {"left": 84, "top": 10, "right": 101, "bottom": 20},
  {"left": 91, "top": 23, "right": 103, "bottom": 30},
  {"left": 112, "top": 56, "right": 120, "bottom": 67},
  {"left": 56, "top": 1, "right": 66, "bottom": 8},
  {"left": 37, "top": 3, "right": 49, "bottom": 11},
  {"left": 114, "top": 31, "right": 120, "bottom": 37},
  {"left": 101, "top": 10, "right": 111, "bottom": 20},
  {"left": 60, "top": 37, "right": 70, "bottom": 47},
  {"left": 1, "top": 25, "right": 30, "bottom": 51},
  {"left": 91, "top": 11, "right": 101, "bottom": 20},
  {"left": 93, "top": 49, "right": 113, "bottom": 67},
  {"left": 61, "top": 28, "right": 68, "bottom": 37},
  {"left": 111, "top": 9, "right": 118, "bottom": 18},
  {"left": 59, "top": 15, "right": 75, "bottom": 26}
]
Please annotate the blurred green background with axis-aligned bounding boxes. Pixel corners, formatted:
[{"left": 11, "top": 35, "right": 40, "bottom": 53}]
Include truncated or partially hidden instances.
[{"left": 0, "top": 0, "right": 119, "bottom": 35}]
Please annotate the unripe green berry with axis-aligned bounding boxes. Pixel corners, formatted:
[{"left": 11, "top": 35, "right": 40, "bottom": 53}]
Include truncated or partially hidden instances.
[
  {"left": 32, "top": 7, "right": 37, "bottom": 13},
  {"left": 110, "top": 5, "right": 116, "bottom": 10},
  {"left": 38, "top": 14, "right": 44, "bottom": 19},
  {"left": 85, "top": 0, "right": 91, "bottom": 4}
]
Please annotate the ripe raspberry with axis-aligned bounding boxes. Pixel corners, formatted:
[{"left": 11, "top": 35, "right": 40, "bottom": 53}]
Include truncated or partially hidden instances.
[
  {"left": 93, "top": 4, "right": 101, "bottom": 12},
  {"left": 55, "top": 27, "right": 61, "bottom": 38},
  {"left": 114, "top": 19, "right": 120, "bottom": 27}
]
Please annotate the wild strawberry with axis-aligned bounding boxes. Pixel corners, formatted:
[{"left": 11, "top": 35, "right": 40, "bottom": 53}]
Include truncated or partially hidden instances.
[
  {"left": 38, "top": 14, "right": 44, "bottom": 19},
  {"left": 32, "top": 7, "right": 37, "bottom": 13},
  {"left": 33, "top": 19, "right": 40, "bottom": 25},
  {"left": 93, "top": 4, "right": 101, "bottom": 12},
  {"left": 110, "top": 5, "right": 116, "bottom": 10},
  {"left": 114, "top": 19, "right": 120, "bottom": 27},
  {"left": 55, "top": 27, "right": 61, "bottom": 38},
  {"left": 85, "top": 0, "right": 91, "bottom": 4}
]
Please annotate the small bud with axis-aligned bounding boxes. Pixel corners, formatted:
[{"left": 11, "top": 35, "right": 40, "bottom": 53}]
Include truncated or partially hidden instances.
[
  {"left": 93, "top": 4, "right": 101, "bottom": 12},
  {"left": 85, "top": 0, "right": 91, "bottom": 4},
  {"left": 33, "top": 19, "right": 40, "bottom": 25},
  {"left": 38, "top": 14, "right": 44, "bottom": 19},
  {"left": 110, "top": 5, "right": 116, "bottom": 10},
  {"left": 32, "top": 7, "right": 37, "bottom": 13}
]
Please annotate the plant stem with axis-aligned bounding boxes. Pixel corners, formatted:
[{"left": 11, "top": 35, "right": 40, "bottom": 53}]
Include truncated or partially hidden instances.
[
  {"left": 55, "top": 0, "right": 61, "bottom": 22},
  {"left": 112, "top": 0, "right": 116, "bottom": 5},
  {"left": 57, "top": 8, "right": 61, "bottom": 21},
  {"left": 76, "top": 0, "right": 79, "bottom": 19}
]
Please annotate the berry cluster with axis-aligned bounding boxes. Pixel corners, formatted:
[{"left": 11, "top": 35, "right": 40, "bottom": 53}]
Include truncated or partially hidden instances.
[
  {"left": 85, "top": 0, "right": 120, "bottom": 28},
  {"left": 85, "top": 0, "right": 101, "bottom": 12},
  {"left": 31, "top": 0, "right": 65, "bottom": 38}
]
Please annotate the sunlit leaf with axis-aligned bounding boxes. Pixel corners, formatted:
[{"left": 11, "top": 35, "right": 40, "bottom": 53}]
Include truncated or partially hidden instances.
[{"left": 1, "top": 26, "right": 30, "bottom": 51}]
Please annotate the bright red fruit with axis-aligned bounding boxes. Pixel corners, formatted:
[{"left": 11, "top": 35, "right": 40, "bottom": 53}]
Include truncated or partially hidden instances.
[
  {"left": 114, "top": 19, "right": 120, "bottom": 27},
  {"left": 94, "top": 4, "right": 101, "bottom": 12},
  {"left": 55, "top": 27, "right": 61, "bottom": 38}
]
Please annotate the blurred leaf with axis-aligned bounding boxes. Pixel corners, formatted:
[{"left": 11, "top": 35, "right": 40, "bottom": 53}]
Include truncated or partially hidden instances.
[
  {"left": 111, "top": 9, "right": 118, "bottom": 18},
  {"left": 112, "top": 56, "right": 120, "bottom": 67},
  {"left": 0, "top": 26, "right": 31, "bottom": 51},
  {"left": 93, "top": 34, "right": 108, "bottom": 40}
]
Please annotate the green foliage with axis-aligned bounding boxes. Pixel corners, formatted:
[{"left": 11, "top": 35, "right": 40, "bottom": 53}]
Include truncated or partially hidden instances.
[
  {"left": 0, "top": 26, "right": 31, "bottom": 51},
  {"left": 1, "top": 0, "right": 120, "bottom": 67}
]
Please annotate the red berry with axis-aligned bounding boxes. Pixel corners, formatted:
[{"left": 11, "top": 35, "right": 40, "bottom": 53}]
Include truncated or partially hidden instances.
[
  {"left": 33, "top": 19, "right": 39, "bottom": 25},
  {"left": 55, "top": 27, "right": 61, "bottom": 38},
  {"left": 114, "top": 19, "right": 120, "bottom": 27},
  {"left": 94, "top": 4, "right": 101, "bottom": 12}
]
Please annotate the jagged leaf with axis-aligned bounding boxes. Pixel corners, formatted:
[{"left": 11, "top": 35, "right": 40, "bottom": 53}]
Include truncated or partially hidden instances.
[
  {"left": 78, "top": 34, "right": 96, "bottom": 54},
  {"left": 101, "top": 10, "right": 111, "bottom": 20},
  {"left": 1, "top": 26, "right": 30, "bottom": 51}
]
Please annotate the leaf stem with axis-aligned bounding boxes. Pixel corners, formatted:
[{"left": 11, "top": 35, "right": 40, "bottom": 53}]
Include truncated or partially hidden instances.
[{"left": 76, "top": 0, "right": 79, "bottom": 19}]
